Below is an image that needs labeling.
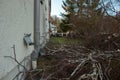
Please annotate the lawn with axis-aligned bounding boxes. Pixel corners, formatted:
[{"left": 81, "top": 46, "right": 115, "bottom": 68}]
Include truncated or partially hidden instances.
[{"left": 49, "top": 37, "right": 81, "bottom": 46}]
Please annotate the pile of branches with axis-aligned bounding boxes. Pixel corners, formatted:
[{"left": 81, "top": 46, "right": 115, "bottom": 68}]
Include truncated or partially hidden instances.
[
  {"left": 26, "top": 32, "right": 120, "bottom": 80},
  {"left": 8, "top": 45, "right": 120, "bottom": 80},
  {"left": 33, "top": 45, "right": 120, "bottom": 80}
]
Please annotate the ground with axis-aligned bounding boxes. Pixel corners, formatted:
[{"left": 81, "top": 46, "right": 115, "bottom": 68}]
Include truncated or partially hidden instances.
[{"left": 26, "top": 36, "right": 120, "bottom": 80}]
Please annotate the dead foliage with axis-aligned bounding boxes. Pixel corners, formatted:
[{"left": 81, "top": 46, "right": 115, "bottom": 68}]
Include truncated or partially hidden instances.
[
  {"left": 24, "top": 31, "right": 120, "bottom": 80},
  {"left": 84, "top": 33, "right": 120, "bottom": 51},
  {"left": 24, "top": 33, "right": 120, "bottom": 80},
  {"left": 34, "top": 44, "right": 120, "bottom": 80}
]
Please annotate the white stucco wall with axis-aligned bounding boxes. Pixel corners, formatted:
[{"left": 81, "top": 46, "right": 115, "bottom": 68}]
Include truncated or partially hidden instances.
[
  {"left": 40, "top": 1, "right": 45, "bottom": 47},
  {"left": 45, "top": 0, "right": 50, "bottom": 41},
  {"left": 40, "top": 0, "right": 50, "bottom": 48},
  {"left": 0, "top": 0, "right": 51, "bottom": 79},
  {"left": 0, "top": 0, "right": 34, "bottom": 79}
]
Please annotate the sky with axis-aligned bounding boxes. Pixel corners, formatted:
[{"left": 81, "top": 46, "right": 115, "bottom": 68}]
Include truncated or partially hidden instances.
[
  {"left": 51, "top": 0, "right": 120, "bottom": 17},
  {"left": 51, "top": 0, "right": 65, "bottom": 18}
]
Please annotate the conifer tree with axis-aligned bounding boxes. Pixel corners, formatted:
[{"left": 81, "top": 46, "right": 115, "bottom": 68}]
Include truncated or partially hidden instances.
[{"left": 60, "top": 0, "right": 104, "bottom": 37}]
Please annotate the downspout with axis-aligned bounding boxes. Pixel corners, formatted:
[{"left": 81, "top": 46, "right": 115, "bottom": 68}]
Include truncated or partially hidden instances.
[
  {"left": 34, "top": 0, "right": 40, "bottom": 55},
  {"left": 32, "top": 0, "right": 40, "bottom": 69}
]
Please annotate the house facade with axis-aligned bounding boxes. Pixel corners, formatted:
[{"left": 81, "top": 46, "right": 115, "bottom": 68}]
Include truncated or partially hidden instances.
[
  {"left": 50, "top": 23, "right": 57, "bottom": 36},
  {"left": 0, "top": 0, "right": 51, "bottom": 80},
  {"left": 40, "top": 0, "right": 51, "bottom": 48}
]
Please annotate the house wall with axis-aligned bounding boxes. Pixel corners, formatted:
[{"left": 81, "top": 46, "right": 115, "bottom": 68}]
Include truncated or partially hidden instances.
[
  {"left": 0, "top": 0, "right": 51, "bottom": 79},
  {"left": 0, "top": 0, "right": 34, "bottom": 80},
  {"left": 40, "top": 1, "right": 45, "bottom": 48},
  {"left": 45, "top": 0, "right": 50, "bottom": 41},
  {"left": 40, "top": 0, "right": 50, "bottom": 48}
]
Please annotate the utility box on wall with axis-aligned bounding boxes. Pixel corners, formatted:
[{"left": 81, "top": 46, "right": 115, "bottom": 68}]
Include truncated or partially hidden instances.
[{"left": 24, "top": 34, "right": 34, "bottom": 46}]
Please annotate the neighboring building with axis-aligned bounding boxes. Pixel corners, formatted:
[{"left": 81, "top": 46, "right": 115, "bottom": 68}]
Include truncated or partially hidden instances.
[
  {"left": 50, "top": 23, "right": 57, "bottom": 36},
  {"left": 0, "top": 0, "right": 51, "bottom": 80}
]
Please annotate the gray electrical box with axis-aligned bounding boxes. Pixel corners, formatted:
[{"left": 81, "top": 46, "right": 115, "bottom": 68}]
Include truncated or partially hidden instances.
[{"left": 23, "top": 34, "right": 34, "bottom": 46}]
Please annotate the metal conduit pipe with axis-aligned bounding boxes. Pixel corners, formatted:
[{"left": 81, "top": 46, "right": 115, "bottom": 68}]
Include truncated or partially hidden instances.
[
  {"left": 34, "top": 0, "right": 40, "bottom": 57},
  {"left": 31, "top": 0, "right": 40, "bottom": 69}
]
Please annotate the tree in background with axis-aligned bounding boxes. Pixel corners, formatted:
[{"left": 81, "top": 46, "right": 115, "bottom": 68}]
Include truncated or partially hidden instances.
[
  {"left": 100, "top": 0, "right": 120, "bottom": 22},
  {"left": 60, "top": 0, "right": 76, "bottom": 32},
  {"left": 60, "top": 0, "right": 120, "bottom": 39},
  {"left": 60, "top": 0, "right": 104, "bottom": 38}
]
